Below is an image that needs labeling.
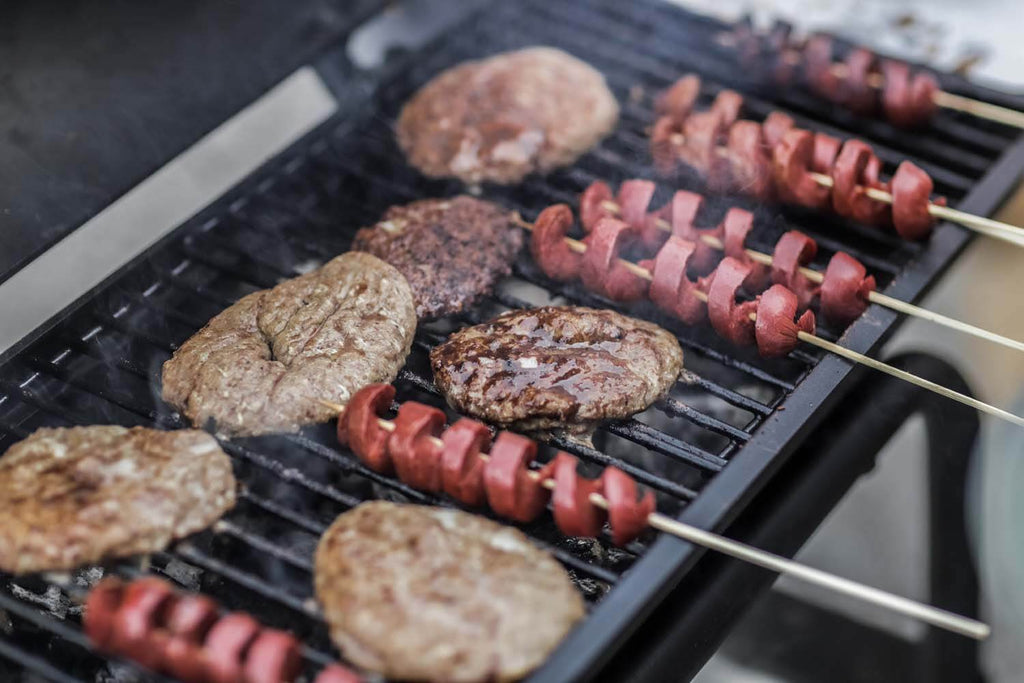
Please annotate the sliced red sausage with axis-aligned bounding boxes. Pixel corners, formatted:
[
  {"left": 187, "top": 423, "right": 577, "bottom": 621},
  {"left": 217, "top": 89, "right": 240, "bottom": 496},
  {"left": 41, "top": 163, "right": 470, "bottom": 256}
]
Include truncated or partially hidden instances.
[
  {"left": 243, "top": 629, "right": 303, "bottom": 683},
  {"left": 339, "top": 383, "right": 395, "bottom": 473},
  {"left": 840, "top": 48, "right": 880, "bottom": 114},
  {"left": 579, "top": 181, "right": 614, "bottom": 234},
  {"left": 811, "top": 133, "right": 841, "bottom": 174},
  {"left": 83, "top": 578, "right": 126, "bottom": 652},
  {"left": 720, "top": 208, "right": 769, "bottom": 290},
  {"left": 601, "top": 467, "right": 655, "bottom": 546},
  {"left": 389, "top": 402, "right": 446, "bottom": 493},
  {"left": 755, "top": 285, "right": 816, "bottom": 358},
  {"left": 202, "top": 612, "right": 261, "bottom": 683},
  {"left": 580, "top": 217, "right": 649, "bottom": 302},
  {"left": 439, "top": 418, "right": 489, "bottom": 508},
  {"left": 530, "top": 204, "right": 583, "bottom": 282},
  {"left": 831, "top": 139, "right": 889, "bottom": 226},
  {"left": 820, "top": 252, "right": 876, "bottom": 326},
  {"left": 648, "top": 236, "right": 708, "bottom": 325},
  {"left": 108, "top": 578, "right": 176, "bottom": 671},
  {"left": 484, "top": 432, "right": 550, "bottom": 523},
  {"left": 762, "top": 111, "right": 795, "bottom": 150},
  {"left": 771, "top": 230, "right": 820, "bottom": 310},
  {"left": 656, "top": 74, "right": 702, "bottom": 122},
  {"left": 725, "top": 121, "right": 773, "bottom": 201},
  {"left": 772, "top": 129, "right": 831, "bottom": 209},
  {"left": 707, "top": 257, "right": 757, "bottom": 347},
  {"left": 550, "top": 453, "right": 605, "bottom": 538},
  {"left": 803, "top": 35, "right": 840, "bottom": 101},
  {"left": 890, "top": 161, "right": 937, "bottom": 240}
]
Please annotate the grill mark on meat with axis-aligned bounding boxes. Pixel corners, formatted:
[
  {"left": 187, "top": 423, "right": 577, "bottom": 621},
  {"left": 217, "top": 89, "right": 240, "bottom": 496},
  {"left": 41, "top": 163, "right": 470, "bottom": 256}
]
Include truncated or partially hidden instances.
[
  {"left": 315, "top": 502, "right": 583, "bottom": 682},
  {"left": 397, "top": 47, "right": 619, "bottom": 185},
  {"left": 162, "top": 252, "right": 416, "bottom": 437},
  {"left": 0, "top": 426, "right": 236, "bottom": 574},
  {"left": 352, "top": 197, "right": 523, "bottom": 320},
  {"left": 431, "top": 306, "right": 683, "bottom": 439}
]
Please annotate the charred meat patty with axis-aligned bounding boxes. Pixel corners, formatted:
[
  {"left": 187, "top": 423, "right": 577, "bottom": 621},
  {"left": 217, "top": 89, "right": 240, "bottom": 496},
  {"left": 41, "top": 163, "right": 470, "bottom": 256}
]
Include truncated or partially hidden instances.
[
  {"left": 397, "top": 46, "right": 619, "bottom": 185},
  {"left": 431, "top": 306, "right": 683, "bottom": 437},
  {"left": 0, "top": 426, "right": 235, "bottom": 574},
  {"left": 315, "top": 501, "right": 583, "bottom": 682},
  {"left": 352, "top": 196, "right": 522, "bottom": 320},
  {"left": 162, "top": 252, "right": 416, "bottom": 437}
]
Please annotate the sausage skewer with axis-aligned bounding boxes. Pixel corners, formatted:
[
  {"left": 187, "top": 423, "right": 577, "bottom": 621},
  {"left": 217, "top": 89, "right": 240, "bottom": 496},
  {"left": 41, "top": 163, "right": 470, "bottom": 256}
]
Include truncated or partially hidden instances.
[
  {"left": 323, "top": 385, "right": 990, "bottom": 641},
  {"left": 511, "top": 211, "right": 1024, "bottom": 426},
  {"left": 651, "top": 97, "right": 1024, "bottom": 247},
  {"left": 716, "top": 29, "right": 1024, "bottom": 129},
  {"left": 592, "top": 193, "right": 1024, "bottom": 352},
  {"left": 68, "top": 575, "right": 363, "bottom": 683}
]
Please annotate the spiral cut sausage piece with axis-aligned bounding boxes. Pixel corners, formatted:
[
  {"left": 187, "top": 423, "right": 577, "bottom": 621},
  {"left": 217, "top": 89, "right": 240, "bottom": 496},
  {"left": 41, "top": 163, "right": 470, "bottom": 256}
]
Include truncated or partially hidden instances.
[
  {"left": 578, "top": 180, "right": 766, "bottom": 282},
  {"left": 771, "top": 230, "right": 820, "bottom": 310},
  {"left": 83, "top": 577, "right": 359, "bottom": 683},
  {"left": 526, "top": 197, "right": 885, "bottom": 355},
  {"left": 727, "top": 21, "right": 940, "bottom": 127},
  {"left": 337, "top": 386, "right": 656, "bottom": 547},
  {"left": 650, "top": 75, "right": 945, "bottom": 240},
  {"left": 532, "top": 187, "right": 876, "bottom": 337}
]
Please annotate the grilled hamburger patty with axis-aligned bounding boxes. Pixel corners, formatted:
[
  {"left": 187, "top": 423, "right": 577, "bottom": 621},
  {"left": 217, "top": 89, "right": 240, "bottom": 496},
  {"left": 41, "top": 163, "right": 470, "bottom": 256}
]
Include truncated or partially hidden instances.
[
  {"left": 352, "top": 196, "right": 522, "bottom": 319},
  {"left": 431, "top": 306, "right": 683, "bottom": 437},
  {"left": 397, "top": 47, "right": 619, "bottom": 185},
  {"left": 0, "top": 426, "right": 235, "bottom": 574},
  {"left": 162, "top": 252, "right": 416, "bottom": 437},
  {"left": 315, "top": 502, "right": 584, "bottom": 682}
]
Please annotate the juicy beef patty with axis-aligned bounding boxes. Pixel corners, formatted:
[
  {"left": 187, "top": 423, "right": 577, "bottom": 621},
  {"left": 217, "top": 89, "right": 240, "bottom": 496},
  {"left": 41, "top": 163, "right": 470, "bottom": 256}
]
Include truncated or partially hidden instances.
[
  {"left": 397, "top": 47, "right": 619, "bottom": 185},
  {"left": 0, "top": 426, "right": 235, "bottom": 574},
  {"left": 431, "top": 306, "right": 683, "bottom": 437},
  {"left": 352, "top": 196, "right": 522, "bottom": 320},
  {"left": 315, "top": 502, "right": 583, "bottom": 682},
  {"left": 162, "top": 252, "right": 416, "bottom": 437}
]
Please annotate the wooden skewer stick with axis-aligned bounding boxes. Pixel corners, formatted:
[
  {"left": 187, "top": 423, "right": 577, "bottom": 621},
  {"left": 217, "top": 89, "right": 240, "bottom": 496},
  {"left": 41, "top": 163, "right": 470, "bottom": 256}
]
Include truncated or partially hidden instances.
[
  {"left": 327, "top": 410, "right": 988, "bottom": 641},
  {"left": 597, "top": 199, "right": 1024, "bottom": 352},
  {"left": 510, "top": 214, "right": 1024, "bottom": 426},
  {"left": 806, "top": 172, "right": 1024, "bottom": 248},
  {"left": 663, "top": 132, "right": 1024, "bottom": 246},
  {"left": 716, "top": 34, "right": 1024, "bottom": 129}
]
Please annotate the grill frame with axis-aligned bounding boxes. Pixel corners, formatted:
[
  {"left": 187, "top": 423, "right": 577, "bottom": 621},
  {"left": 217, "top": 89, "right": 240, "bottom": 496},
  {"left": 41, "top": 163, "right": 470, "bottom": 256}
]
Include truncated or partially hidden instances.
[{"left": 1, "top": 0, "right": 1023, "bottom": 681}]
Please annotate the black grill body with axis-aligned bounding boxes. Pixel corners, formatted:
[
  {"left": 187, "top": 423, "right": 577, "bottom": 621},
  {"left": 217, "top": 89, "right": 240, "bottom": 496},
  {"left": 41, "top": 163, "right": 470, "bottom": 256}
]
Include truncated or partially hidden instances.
[{"left": 1, "top": 1, "right": 1022, "bottom": 681}]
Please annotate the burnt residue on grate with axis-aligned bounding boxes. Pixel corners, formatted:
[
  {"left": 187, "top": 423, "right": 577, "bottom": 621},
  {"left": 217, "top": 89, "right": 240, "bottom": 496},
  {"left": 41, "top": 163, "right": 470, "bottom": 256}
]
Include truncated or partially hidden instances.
[{"left": 0, "top": 0, "right": 1021, "bottom": 680}]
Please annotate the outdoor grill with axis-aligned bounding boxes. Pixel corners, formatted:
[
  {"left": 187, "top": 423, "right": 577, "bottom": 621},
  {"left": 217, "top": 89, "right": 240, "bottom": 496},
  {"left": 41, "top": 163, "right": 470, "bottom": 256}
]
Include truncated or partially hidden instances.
[{"left": 1, "top": 0, "right": 1022, "bottom": 681}]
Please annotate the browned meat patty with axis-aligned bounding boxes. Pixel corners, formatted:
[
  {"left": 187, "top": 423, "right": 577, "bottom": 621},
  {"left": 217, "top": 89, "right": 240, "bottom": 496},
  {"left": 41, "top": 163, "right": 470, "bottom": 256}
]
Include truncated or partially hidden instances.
[
  {"left": 352, "top": 196, "right": 523, "bottom": 320},
  {"left": 315, "top": 501, "right": 583, "bottom": 682},
  {"left": 162, "top": 252, "right": 416, "bottom": 437},
  {"left": 0, "top": 426, "right": 235, "bottom": 574},
  {"left": 397, "top": 47, "right": 619, "bottom": 185},
  {"left": 431, "top": 306, "right": 683, "bottom": 437}
]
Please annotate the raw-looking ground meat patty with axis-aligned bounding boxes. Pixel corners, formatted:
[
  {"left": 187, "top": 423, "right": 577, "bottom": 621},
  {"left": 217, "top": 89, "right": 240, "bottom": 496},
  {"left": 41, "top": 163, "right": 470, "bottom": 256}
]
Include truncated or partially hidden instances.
[
  {"left": 396, "top": 46, "right": 619, "bottom": 185},
  {"left": 0, "top": 426, "right": 236, "bottom": 574},
  {"left": 315, "top": 502, "right": 584, "bottom": 682},
  {"left": 352, "top": 196, "right": 523, "bottom": 319},
  {"left": 162, "top": 252, "right": 416, "bottom": 437},
  {"left": 430, "top": 306, "right": 683, "bottom": 437}
]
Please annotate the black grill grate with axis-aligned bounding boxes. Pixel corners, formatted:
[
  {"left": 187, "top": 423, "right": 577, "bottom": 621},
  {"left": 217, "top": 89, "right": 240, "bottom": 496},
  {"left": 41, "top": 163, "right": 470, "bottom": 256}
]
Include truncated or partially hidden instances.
[{"left": 1, "top": 0, "right": 1022, "bottom": 681}]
